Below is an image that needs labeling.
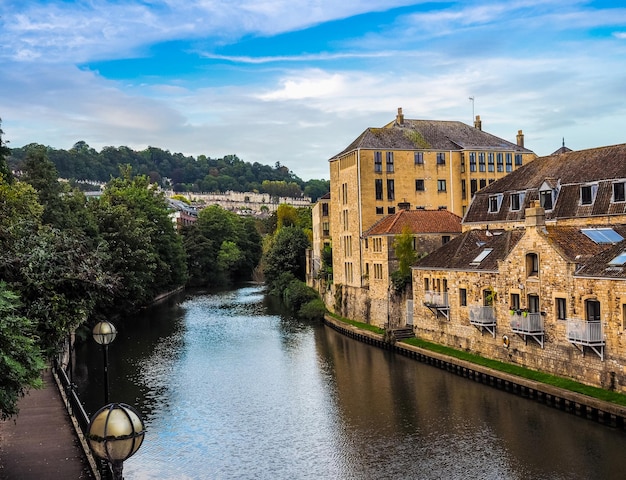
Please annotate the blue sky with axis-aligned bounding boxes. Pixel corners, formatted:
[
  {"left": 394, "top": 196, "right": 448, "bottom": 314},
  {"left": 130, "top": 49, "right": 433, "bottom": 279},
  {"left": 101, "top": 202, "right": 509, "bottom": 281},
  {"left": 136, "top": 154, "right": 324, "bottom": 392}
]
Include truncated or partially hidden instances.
[{"left": 1, "top": 1, "right": 625, "bottom": 180}]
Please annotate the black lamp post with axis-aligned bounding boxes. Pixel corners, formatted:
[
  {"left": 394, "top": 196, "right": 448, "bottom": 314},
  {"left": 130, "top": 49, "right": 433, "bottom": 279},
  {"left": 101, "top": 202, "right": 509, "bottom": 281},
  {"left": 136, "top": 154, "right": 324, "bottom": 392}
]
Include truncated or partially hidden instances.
[
  {"left": 92, "top": 320, "right": 117, "bottom": 404},
  {"left": 88, "top": 402, "right": 145, "bottom": 480}
]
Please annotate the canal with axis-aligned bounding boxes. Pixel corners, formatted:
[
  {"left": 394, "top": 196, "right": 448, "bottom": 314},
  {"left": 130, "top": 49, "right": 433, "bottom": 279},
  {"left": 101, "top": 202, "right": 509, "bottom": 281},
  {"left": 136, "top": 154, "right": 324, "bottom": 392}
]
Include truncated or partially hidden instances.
[{"left": 75, "top": 285, "right": 626, "bottom": 479}]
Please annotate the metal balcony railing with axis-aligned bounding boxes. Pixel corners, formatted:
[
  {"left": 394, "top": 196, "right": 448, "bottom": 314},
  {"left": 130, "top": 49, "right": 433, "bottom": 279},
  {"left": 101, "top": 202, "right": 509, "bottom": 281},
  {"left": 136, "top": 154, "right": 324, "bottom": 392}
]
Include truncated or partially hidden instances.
[
  {"left": 510, "top": 312, "right": 544, "bottom": 334},
  {"left": 469, "top": 306, "right": 496, "bottom": 326},
  {"left": 424, "top": 291, "right": 449, "bottom": 307},
  {"left": 566, "top": 318, "right": 604, "bottom": 360}
]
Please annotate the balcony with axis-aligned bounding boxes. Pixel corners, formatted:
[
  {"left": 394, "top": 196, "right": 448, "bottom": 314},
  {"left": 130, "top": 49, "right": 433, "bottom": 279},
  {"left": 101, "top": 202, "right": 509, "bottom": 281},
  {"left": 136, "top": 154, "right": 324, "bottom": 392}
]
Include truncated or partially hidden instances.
[
  {"left": 510, "top": 312, "right": 544, "bottom": 348},
  {"left": 423, "top": 291, "right": 449, "bottom": 320},
  {"left": 566, "top": 319, "right": 605, "bottom": 360},
  {"left": 469, "top": 306, "right": 496, "bottom": 337}
]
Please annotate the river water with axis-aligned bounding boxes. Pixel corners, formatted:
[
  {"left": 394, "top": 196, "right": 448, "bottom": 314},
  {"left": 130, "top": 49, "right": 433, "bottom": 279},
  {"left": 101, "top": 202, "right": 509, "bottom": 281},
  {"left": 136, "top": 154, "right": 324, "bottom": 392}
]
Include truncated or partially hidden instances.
[{"left": 74, "top": 285, "right": 626, "bottom": 479}]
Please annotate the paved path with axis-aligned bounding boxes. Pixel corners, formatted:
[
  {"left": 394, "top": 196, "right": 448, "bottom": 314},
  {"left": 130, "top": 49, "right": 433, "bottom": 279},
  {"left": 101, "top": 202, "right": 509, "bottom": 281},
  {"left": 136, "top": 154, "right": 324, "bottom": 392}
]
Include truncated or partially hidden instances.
[{"left": 0, "top": 368, "right": 93, "bottom": 479}]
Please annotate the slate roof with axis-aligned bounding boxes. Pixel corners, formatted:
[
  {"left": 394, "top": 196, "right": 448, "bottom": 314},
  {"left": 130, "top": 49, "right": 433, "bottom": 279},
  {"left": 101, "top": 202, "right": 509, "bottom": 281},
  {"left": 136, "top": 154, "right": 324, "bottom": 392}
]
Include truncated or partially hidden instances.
[
  {"left": 465, "top": 143, "right": 626, "bottom": 223},
  {"left": 330, "top": 119, "right": 532, "bottom": 160},
  {"left": 544, "top": 224, "right": 626, "bottom": 279},
  {"left": 413, "top": 228, "right": 524, "bottom": 271},
  {"left": 363, "top": 209, "right": 462, "bottom": 237}
]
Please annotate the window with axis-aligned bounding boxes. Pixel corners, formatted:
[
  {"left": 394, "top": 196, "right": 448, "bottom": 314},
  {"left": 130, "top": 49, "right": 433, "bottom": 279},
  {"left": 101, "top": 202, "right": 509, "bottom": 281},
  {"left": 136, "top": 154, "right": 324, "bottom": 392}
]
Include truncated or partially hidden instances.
[
  {"left": 322, "top": 221, "right": 330, "bottom": 236},
  {"left": 479, "top": 179, "right": 487, "bottom": 189},
  {"left": 586, "top": 299, "right": 601, "bottom": 322},
  {"left": 321, "top": 203, "right": 329, "bottom": 216},
  {"left": 437, "top": 179, "right": 446, "bottom": 192},
  {"left": 581, "top": 227, "right": 624, "bottom": 244},
  {"left": 510, "top": 192, "right": 524, "bottom": 211},
  {"left": 342, "top": 183, "right": 348, "bottom": 204},
  {"left": 342, "top": 209, "right": 349, "bottom": 231},
  {"left": 424, "top": 278, "right": 429, "bottom": 291},
  {"left": 387, "top": 179, "right": 395, "bottom": 200},
  {"left": 580, "top": 184, "right": 597, "bottom": 205},
  {"left": 436, "top": 152, "right": 446, "bottom": 165},
  {"left": 442, "top": 235, "right": 450, "bottom": 245},
  {"left": 488, "top": 194, "right": 503, "bottom": 213},
  {"left": 510, "top": 293, "right": 520, "bottom": 310},
  {"left": 375, "top": 179, "right": 383, "bottom": 200},
  {"left": 539, "top": 189, "right": 553, "bottom": 210},
  {"left": 459, "top": 288, "right": 467, "bottom": 306},
  {"left": 471, "top": 248, "right": 493, "bottom": 265},
  {"left": 556, "top": 297, "right": 567, "bottom": 320},
  {"left": 344, "top": 262, "right": 353, "bottom": 283},
  {"left": 467, "top": 181, "right": 476, "bottom": 199},
  {"left": 488, "top": 153, "right": 494, "bottom": 172},
  {"left": 373, "top": 263, "right": 383, "bottom": 280},
  {"left": 506, "top": 153, "right": 512, "bottom": 172},
  {"left": 483, "top": 289, "right": 495, "bottom": 307},
  {"left": 479, "top": 153, "right": 486, "bottom": 172},
  {"left": 414, "top": 152, "right": 424, "bottom": 165},
  {"left": 373, "top": 238, "right": 382, "bottom": 252},
  {"left": 613, "top": 182, "right": 626, "bottom": 202},
  {"left": 469, "top": 152, "right": 476, "bottom": 172},
  {"left": 374, "top": 152, "right": 382, "bottom": 172},
  {"left": 460, "top": 156, "right": 466, "bottom": 173},
  {"left": 515, "top": 154, "right": 523, "bottom": 166},
  {"left": 528, "top": 294, "right": 539, "bottom": 313},
  {"left": 610, "top": 250, "right": 626, "bottom": 265},
  {"left": 497, "top": 153, "right": 503, "bottom": 172},
  {"left": 415, "top": 179, "right": 425, "bottom": 191},
  {"left": 526, "top": 253, "right": 539, "bottom": 277},
  {"left": 461, "top": 180, "right": 466, "bottom": 199},
  {"left": 388, "top": 207, "right": 396, "bottom": 214},
  {"left": 376, "top": 206, "right": 384, "bottom": 215},
  {"left": 386, "top": 152, "right": 394, "bottom": 172}
]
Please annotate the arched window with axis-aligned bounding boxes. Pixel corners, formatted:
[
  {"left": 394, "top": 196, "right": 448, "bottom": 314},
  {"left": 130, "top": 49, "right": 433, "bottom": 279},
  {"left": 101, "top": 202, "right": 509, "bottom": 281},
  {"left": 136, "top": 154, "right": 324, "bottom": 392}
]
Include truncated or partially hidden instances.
[{"left": 526, "top": 253, "right": 539, "bottom": 277}]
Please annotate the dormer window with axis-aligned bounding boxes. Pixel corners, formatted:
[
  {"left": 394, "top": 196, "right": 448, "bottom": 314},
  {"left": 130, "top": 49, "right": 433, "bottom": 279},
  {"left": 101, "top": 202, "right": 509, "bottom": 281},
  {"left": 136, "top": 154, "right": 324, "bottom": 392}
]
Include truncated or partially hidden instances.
[
  {"left": 580, "top": 184, "right": 598, "bottom": 206},
  {"left": 613, "top": 182, "right": 626, "bottom": 203},
  {"left": 488, "top": 194, "right": 503, "bottom": 213},
  {"left": 510, "top": 192, "right": 525, "bottom": 211},
  {"left": 539, "top": 190, "right": 553, "bottom": 210}
]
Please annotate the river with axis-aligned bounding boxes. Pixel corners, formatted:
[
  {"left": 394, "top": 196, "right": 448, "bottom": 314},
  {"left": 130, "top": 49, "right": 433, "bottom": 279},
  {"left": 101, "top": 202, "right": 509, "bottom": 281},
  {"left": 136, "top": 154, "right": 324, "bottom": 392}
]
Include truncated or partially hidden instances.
[{"left": 74, "top": 285, "right": 626, "bottom": 479}]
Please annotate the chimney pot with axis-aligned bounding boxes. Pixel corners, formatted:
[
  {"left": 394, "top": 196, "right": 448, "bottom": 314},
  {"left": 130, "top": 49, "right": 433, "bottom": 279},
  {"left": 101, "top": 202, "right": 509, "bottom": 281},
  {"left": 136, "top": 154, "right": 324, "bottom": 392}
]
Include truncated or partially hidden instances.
[{"left": 516, "top": 130, "right": 525, "bottom": 148}]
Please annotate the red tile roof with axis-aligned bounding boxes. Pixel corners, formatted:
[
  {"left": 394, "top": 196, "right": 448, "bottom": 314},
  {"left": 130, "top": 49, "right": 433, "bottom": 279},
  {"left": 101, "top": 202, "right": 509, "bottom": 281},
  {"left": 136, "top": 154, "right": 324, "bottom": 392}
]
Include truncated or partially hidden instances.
[{"left": 363, "top": 209, "right": 462, "bottom": 237}]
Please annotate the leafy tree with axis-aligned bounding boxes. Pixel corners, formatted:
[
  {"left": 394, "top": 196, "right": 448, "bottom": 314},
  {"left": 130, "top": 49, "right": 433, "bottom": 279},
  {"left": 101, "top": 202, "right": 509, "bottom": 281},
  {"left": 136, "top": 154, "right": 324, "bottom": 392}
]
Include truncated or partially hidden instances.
[
  {"left": 264, "top": 226, "right": 310, "bottom": 287},
  {"left": 303, "top": 179, "right": 329, "bottom": 202},
  {"left": 391, "top": 226, "right": 417, "bottom": 292},
  {"left": 0, "top": 283, "right": 45, "bottom": 420}
]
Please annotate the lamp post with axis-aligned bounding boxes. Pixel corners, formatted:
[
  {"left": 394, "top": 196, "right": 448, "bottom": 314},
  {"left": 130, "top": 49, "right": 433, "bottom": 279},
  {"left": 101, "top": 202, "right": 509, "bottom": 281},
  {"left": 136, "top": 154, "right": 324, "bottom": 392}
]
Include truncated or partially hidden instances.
[
  {"left": 92, "top": 320, "right": 117, "bottom": 404},
  {"left": 88, "top": 402, "right": 145, "bottom": 480}
]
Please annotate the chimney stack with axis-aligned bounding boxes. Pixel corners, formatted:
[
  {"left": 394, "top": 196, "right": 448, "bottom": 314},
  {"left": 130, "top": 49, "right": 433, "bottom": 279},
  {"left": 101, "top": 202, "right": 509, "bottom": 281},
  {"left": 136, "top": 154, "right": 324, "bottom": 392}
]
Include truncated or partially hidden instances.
[
  {"left": 474, "top": 115, "right": 482, "bottom": 130},
  {"left": 525, "top": 200, "right": 545, "bottom": 228},
  {"left": 517, "top": 130, "right": 525, "bottom": 148},
  {"left": 396, "top": 107, "right": 404, "bottom": 125}
]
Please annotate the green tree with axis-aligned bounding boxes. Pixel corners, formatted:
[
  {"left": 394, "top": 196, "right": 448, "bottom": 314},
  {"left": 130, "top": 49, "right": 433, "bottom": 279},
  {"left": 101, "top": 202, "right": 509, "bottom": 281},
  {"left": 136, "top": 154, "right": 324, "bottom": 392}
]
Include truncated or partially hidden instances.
[
  {"left": 303, "top": 179, "right": 329, "bottom": 202},
  {"left": 391, "top": 226, "right": 417, "bottom": 292},
  {"left": 264, "top": 226, "right": 310, "bottom": 287},
  {"left": 0, "top": 283, "right": 45, "bottom": 420}
]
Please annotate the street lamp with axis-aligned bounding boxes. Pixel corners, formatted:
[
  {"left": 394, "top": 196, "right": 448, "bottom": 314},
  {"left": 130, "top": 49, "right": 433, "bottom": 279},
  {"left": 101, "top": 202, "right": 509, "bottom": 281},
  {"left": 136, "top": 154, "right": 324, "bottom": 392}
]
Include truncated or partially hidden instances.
[
  {"left": 88, "top": 402, "right": 145, "bottom": 480},
  {"left": 92, "top": 320, "right": 117, "bottom": 403}
]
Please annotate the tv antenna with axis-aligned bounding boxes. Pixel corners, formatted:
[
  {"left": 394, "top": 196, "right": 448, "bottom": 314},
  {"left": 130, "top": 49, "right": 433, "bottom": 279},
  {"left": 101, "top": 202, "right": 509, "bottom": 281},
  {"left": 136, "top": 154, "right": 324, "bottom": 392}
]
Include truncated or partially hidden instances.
[{"left": 469, "top": 96, "right": 475, "bottom": 121}]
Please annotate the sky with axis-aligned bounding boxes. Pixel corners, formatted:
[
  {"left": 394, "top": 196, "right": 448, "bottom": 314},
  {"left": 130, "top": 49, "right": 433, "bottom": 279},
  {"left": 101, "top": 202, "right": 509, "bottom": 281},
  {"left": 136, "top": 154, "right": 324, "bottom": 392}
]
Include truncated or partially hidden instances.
[{"left": 1, "top": 1, "right": 625, "bottom": 181}]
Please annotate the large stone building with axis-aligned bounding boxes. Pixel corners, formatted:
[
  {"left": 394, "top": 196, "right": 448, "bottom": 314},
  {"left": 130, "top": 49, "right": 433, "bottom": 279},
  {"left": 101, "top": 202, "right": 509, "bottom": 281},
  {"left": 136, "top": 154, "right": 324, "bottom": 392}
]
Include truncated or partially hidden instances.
[
  {"left": 412, "top": 143, "right": 626, "bottom": 393},
  {"left": 329, "top": 108, "right": 536, "bottom": 291}
]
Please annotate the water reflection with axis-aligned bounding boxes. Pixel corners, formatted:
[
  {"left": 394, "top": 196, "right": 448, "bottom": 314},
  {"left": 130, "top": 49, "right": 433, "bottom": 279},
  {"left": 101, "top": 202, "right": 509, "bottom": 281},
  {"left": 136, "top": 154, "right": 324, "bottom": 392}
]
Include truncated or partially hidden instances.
[{"left": 75, "top": 286, "right": 626, "bottom": 480}]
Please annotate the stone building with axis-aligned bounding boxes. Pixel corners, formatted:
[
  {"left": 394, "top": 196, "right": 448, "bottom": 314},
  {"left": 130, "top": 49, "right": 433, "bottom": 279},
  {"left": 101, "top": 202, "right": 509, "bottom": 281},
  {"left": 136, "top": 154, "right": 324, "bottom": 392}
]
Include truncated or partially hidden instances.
[
  {"left": 328, "top": 108, "right": 536, "bottom": 292},
  {"left": 361, "top": 208, "right": 462, "bottom": 327},
  {"left": 412, "top": 143, "right": 626, "bottom": 392},
  {"left": 308, "top": 192, "right": 331, "bottom": 291}
]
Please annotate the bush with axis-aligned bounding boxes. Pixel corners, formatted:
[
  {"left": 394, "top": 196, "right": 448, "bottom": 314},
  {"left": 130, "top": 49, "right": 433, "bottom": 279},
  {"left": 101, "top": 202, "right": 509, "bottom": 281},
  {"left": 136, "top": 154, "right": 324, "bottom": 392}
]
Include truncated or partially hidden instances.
[
  {"left": 282, "top": 279, "right": 317, "bottom": 312},
  {"left": 268, "top": 271, "right": 296, "bottom": 297},
  {"left": 298, "top": 299, "right": 327, "bottom": 321}
]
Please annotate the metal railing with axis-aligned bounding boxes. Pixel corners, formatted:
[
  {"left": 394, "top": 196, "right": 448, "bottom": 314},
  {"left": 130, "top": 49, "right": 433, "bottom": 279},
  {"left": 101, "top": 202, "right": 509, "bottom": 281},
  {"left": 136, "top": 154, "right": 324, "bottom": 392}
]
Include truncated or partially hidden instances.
[
  {"left": 566, "top": 319, "right": 604, "bottom": 345},
  {"left": 469, "top": 306, "right": 496, "bottom": 326},
  {"left": 510, "top": 312, "right": 544, "bottom": 334},
  {"left": 424, "top": 291, "right": 449, "bottom": 307}
]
